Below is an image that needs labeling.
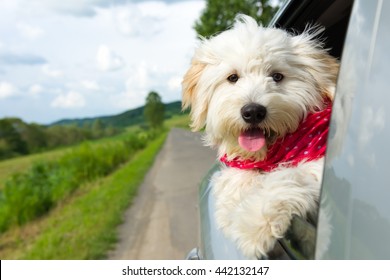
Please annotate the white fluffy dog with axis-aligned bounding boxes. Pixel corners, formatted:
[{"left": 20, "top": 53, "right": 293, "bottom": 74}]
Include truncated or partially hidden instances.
[{"left": 182, "top": 15, "right": 339, "bottom": 259}]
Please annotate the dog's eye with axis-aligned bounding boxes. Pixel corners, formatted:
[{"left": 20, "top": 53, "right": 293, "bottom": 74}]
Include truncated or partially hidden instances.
[
  {"left": 271, "top": 73, "right": 284, "bottom": 82},
  {"left": 227, "top": 74, "right": 239, "bottom": 83}
]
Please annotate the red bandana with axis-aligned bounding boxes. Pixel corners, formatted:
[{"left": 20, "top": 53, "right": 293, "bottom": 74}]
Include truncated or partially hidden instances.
[{"left": 220, "top": 102, "right": 332, "bottom": 172}]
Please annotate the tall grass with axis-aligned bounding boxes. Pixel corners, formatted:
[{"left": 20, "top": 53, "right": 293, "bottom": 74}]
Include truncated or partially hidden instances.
[
  {"left": 0, "top": 130, "right": 160, "bottom": 233},
  {"left": 22, "top": 132, "right": 167, "bottom": 259},
  {"left": 0, "top": 147, "right": 67, "bottom": 190}
]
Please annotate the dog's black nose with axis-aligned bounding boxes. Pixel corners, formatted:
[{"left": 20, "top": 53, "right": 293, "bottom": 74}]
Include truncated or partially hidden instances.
[{"left": 241, "top": 103, "right": 267, "bottom": 124}]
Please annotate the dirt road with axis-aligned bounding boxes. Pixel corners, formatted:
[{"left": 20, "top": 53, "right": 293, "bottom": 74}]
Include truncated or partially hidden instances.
[{"left": 108, "top": 128, "right": 216, "bottom": 259}]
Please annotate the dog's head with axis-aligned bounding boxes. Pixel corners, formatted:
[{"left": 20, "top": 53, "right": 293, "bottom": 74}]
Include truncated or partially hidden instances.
[{"left": 182, "top": 15, "right": 339, "bottom": 161}]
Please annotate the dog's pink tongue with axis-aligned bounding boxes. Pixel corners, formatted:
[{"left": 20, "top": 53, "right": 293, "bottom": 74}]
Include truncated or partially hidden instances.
[{"left": 239, "top": 128, "right": 266, "bottom": 152}]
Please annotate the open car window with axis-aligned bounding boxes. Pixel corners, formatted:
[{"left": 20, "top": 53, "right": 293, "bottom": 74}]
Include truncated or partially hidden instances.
[{"left": 268, "top": 0, "right": 354, "bottom": 260}]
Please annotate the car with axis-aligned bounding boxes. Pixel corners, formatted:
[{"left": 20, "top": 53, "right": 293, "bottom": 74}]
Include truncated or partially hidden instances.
[{"left": 187, "top": 0, "right": 390, "bottom": 260}]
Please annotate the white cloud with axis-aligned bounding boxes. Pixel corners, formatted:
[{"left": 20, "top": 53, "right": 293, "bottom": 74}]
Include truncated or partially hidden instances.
[
  {"left": 0, "top": 52, "right": 46, "bottom": 65},
  {"left": 113, "top": 89, "right": 146, "bottom": 110},
  {"left": 96, "top": 45, "right": 124, "bottom": 71},
  {"left": 17, "top": 22, "right": 44, "bottom": 39},
  {"left": 115, "top": 7, "right": 141, "bottom": 36},
  {"left": 0, "top": 81, "right": 17, "bottom": 99},
  {"left": 42, "top": 64, "right": 63, "bottom": 77},
  {"left": 168, "top": 76, "right": 182, "bottom": 91},
  {"left": 21, "top": 0, "right": 119, "bottom": 17},
  {"left": 0, "top": 0, "right": 205, "bottom": 123},
  {"left": 132, "top": 62, "right": 151, "bottom": 88},
  {"left": 114, "top": 2, "right": 167, "bottom": 37},
  {"left": 29, "top": 84, "right": 43, "bottom": 97},
  {"left": 113, "top": 60, "right": 186, "bottom": 109},
  {"left": 51, "top": 91, "right": 86, "bottom": 108},
  {"left": 112, "top": 62, "right": 156, "bottom": 109},
  {"left": 126, "top": 62, "right": 159, "bottom": 92},
  {"left": 27, "top": 84, "right": 44, "bottom": 99},
  {"left": 81, "top": 80, "right": 100, "bottom": 90}
]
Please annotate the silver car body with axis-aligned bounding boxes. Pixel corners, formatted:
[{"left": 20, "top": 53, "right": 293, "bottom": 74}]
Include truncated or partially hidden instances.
[{"left": 318, "top": 0, "right": 390, "bottom": 259}]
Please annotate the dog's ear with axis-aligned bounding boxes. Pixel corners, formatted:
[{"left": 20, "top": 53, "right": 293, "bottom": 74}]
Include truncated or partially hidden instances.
[
  {"left": 308, "top": 51, "right": 339, "bottom": 101},
  {"left": 291, "top": 29, "right": 339, "bottom": 101},
  {"left": 182, "top": 59, "right": 208, "bottom": 131}
]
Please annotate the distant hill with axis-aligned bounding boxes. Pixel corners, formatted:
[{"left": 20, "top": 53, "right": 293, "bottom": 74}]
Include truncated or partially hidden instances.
[{"left": 51, "top": 101, "right": 184, "bottom": 128}]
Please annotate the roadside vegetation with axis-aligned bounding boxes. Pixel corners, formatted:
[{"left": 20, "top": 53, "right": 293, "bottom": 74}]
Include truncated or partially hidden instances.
[
  {"left": 0, "top": 89, "right": 189, "bottom": 259},
  {"left": 0, "top": 118, "right": 123, "bottom": 161},
  {"left": 20, "top": 133, "right": 167, "bottom": 259},
  {"left": 0, "top": 100, "right": 181, "bottom": 161},
  {"left": 0, "top": 124, "right": 175, "bottom": 259},
  {"left": 0, "top": 129, "right": 158, "bottom": 233},
  {"left": 0, "top": 148, "right": 67, "bottom": 190}
]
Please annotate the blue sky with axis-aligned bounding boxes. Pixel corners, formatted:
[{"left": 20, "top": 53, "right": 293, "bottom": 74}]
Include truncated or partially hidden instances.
[{"left": 0, "top": 0, "right": 205, "bottom": 124}]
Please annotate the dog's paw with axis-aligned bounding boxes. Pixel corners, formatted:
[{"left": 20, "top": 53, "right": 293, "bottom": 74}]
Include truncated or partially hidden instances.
[
  {"left": 269, "top": 214, "right": 292, "bottom": 239},
  {"left": 252, "top": 234, "right": 277, "bottom": 259},
  {"left": 239, "top": 214, "right": 292, "bottom": 259},
  {"left": 239, "top": 217, "right": 291, "bottom": 259}
]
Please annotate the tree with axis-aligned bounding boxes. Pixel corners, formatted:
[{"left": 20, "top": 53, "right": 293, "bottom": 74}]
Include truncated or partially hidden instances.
[
  {"left": 0, "top": 118, "right": 28, "bottom": 159},
  {"left": 23, "top": 123, "right": 47, "bottom": 152},
  {"left": 144, "top": 91, "right": 165, "bottom": 129},
  {"left": 92, "top": 119, "right": 105, "bottom": 139},
  {"left": 194, "top": 0, "right": 279, "bottom": 38}
]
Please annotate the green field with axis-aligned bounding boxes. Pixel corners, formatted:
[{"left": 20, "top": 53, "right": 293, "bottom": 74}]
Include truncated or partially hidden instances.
[
  {"left": 0, "top": 114, "right": 189, "bottom": 259},
  {"left": 0, "top": 114, "right": 189, "bottom": 189},
  {"left": 0, "top": 148, "right": 67, "bottom": 190}
]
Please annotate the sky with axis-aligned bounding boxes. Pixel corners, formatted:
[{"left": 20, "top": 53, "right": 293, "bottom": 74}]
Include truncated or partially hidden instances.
[{"left": 0, "top": 0, "right": 205, "bottom": 124}]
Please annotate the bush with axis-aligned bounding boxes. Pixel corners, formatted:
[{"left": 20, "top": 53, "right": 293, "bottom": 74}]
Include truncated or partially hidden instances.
[
  {"left": 0, "top": 130, "right": 160, "bottom": 232},
  {"left": 0, "top": 163, "right": 54, "bottom": 231}
]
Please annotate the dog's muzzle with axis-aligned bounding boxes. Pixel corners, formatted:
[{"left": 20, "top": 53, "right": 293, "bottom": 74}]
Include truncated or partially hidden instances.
[{"left": 241, "top": 103, "right": 267, "bottom": 125}]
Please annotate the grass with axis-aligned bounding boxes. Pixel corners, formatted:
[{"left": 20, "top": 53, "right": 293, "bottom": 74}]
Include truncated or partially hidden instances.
[
  {"left": 0, "top": 115, "right": 189, "bottom": 190},
  {"left": 165, "top": 113, "right": 190, "bottom": 129},
  {"left": 0, "top": 148, "right": 67, "bottom": 189},
  {"left": 0, "top": 131, "right": 154, "bottom": 232},
  {"left": 0, "top": 114, "right": 189, "bottom": 259},
  {"left": 0, "top": 132, "right": 167, "bottom": 259},
  {"left": 0, "top": 126, "right": 155, "bottom": 190}
]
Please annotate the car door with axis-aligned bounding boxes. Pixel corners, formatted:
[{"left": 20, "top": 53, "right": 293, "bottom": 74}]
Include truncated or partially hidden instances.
[{"left": 317, "top": 0, "right": 390, "bottom": 259}]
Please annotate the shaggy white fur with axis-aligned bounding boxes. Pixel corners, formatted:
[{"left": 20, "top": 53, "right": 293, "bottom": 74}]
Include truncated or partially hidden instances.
[{"left": 182, "top": 15, "right": 339, "bottom": 259}]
